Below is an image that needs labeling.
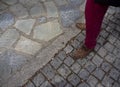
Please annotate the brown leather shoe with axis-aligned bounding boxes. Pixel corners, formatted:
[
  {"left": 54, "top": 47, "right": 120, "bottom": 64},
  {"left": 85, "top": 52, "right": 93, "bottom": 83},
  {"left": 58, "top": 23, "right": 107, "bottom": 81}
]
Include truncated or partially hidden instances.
[
  {"left": 76, "top": 23, "right": 86, "bottom": 30},
  {"left": 72, "top": 45, "right": 93, "bottom": 59}
]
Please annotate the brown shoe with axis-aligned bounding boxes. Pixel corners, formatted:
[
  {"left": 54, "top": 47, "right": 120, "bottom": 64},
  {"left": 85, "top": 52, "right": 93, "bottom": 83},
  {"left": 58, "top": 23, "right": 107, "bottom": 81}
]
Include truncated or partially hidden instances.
[
  {"left": 72, "top": 45, "right": 93, "bottom": 59},
  {"left": 76, "top": 23, "right": 86, "bottom": 30}
]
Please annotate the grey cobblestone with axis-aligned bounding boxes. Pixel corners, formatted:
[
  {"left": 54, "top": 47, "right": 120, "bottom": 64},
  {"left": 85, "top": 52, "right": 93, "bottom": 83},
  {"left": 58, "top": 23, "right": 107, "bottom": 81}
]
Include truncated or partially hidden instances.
[
  {"left": 50, "top": 57, "right": 62, "bottom": 69},
  {"left": 25, "top": 81, "right": 35, "bottom": 87},
  {"left": 76, "top": 33, "right": 85, "bottom": 42},
  {"left": 41, "top": 64, "right": 56, "bottom": 80},
  {"left": 101, "top": 62, "right": 112, "bottom": 72},
  {"left": 103, "top": 42, "right": 114, "bottom": 52},
  {"left": 77, "top": 59, "right": 87, "bottom": 66},
  {"left": 71, "top": 62, "right": 81, "bottom": 74},
  {"left": 87, "top": 75, "right": 98, "bottom": 87},
  {"left": 114, "top": 59, "right": 120, "bottom": 71},
  {"left": 93, "top": 68, "right": 105, "bottom": 80},
  {"left": 40, "top": 81, "right": 53, "bottom": 87},
  {"left": 68, "top": 73, "right": 80, "bottom": 86},
  {"left": 78, "top": 69, "right": 89, "bottom": 80},
  {"left": 92, "top": 55, "right": 103, "bottom": 67},
  {"left": 102, "top": 76, "right": 114, "bottom": 87},
  {"left": 97, "top": 36, "right": 106, "bottom": 46},
  {"left": 109, "top": 68, "right": 120, "bottom": 81},
  {"left": 105, "top": 53, "right": 116, "bottom": 63},
  {"left": 58, "top": 51, "right": 67, "bottom": 60},
  {"left": 65, "top": 83, "right": 73, "bottom": 87},
  {"left": 77, "top": 83, "right": 90, "bottom": 87},
  {"left": 98, "top": 47, "right": 107, "bottom": 57},
  {"left": 107, "top": 34, "right": 117, "bottom": 44},
  {"left": 113, "top": 48, "right": 120, "bottom": 58},
  {"left": 51, "top": 75, "right": 67, "bottom": 87},
  {"left": 32, "top": 73, "right": 45, "bottom": 87},
  {"left": 96, "top": 83, "right": 104, "bottom": 87},
  {"left": 64, "top": 56, "right": 74, "bottom": 66},
  {"left": 71, "top": 39, "right": 80, "bottom": 49},
  {"left": 85, "top": 61, "right": 96, "bottom": 73},
  {"left": 58, "top": 64, "right": 71, "bottom": 78},
  {"left": 114, "top": 39, "right": 120, "bottom": 48},
  {"left": 113, "top": 82, "right": 120, "bottom": 87},
  {"left": 100, "top": 30, "right": 109, "bottom": 39},
  {"left": 64, "top": 45, "right": 73, "bottom": 54}
]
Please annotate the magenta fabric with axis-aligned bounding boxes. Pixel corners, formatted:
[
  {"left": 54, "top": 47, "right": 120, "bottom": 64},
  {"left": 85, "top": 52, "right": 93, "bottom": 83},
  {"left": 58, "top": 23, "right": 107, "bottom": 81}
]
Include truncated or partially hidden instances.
[{"left": 84, "top": 0, "right": 108, "bottom": 49}]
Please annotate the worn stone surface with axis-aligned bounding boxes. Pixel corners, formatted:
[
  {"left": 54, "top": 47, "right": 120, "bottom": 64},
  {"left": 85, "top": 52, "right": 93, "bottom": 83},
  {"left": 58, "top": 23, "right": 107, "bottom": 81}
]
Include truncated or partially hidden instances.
[
  {"left": 9, "top": 4, "right": 28, "bottom": 18},
  {"left": 0, "top": 2, "right": 8, "bottom": 11},
  {"left": 59, "top": 5, "right": 81, "bottom": 27},
  {"left": 15, "top": 36, "right": 42, "bottom": 55},
  {"left": 2, "top": 0, "right": 17, "bottom": 5},
  {"left": 14, "top": 19, "right": 35, "bottom": 35},
  {"left": 0, "top": 29, "right": 19, "bottom": 48},
  {"left": 45, "top": 1, "right": 58, "bottom": 18},
  {"left": 0, "top": 49, "right": 31, "bottom": 85},
  {"left": 30, "top": 3, "right": 45, "bottom": 18},
  {"left": 19, "top": 0, "right": 39, "bottom": 8},
  {"left": 0, "top": 13, "right": 14, "bottom": 31},
  {"left": 33, "top": 20, "right": 63, "bottom": 41}
]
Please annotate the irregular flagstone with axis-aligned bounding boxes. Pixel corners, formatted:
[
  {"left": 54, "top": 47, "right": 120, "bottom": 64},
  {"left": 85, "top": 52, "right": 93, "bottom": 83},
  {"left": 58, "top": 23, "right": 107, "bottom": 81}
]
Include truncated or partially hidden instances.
[
  {"left": 33, "top": 20, "right": 63, "bottom": 41},
  {"left": 0, "top": 2, "right": 8, "bottom": 11},
  {"left": 1, "top": 0, "right": 17, "bottom": 5},
  {"left": 15, "top": 36, "right": 42, "bottom": 55},
  {"left": 59, "top": 5, "right": 81, "bottom": 27},
  {"left": 30, "top": 3, "right": 45, "bottom": 17},
  {"left": 9, "top": 4, "right": 28, "bottom": 18},
  {"left": 0, "top": 12, "right": 14, "bottom": 31},
  {"left": 0, "top": 49, "right": 32, "bottom": 85},
  {"left": 19, "top": 0, "right": 39, "bottom": 8},
  {"left": 0, "top": 29, "right": 19, "bottom": 48},
  {"left": 14, "top": 19, "right": 36, "bottom": 35},
  {"left": 44, "top": 1, "right": 58, "bottom": 18}
]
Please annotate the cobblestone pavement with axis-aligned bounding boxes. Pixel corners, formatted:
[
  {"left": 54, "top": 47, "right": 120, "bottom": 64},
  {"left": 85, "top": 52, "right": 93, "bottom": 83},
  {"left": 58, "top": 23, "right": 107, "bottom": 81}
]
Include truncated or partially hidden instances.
[
  {"left": 22, "top": 6, "right": 120, "bottom": 87},
  {"left": 0, "top": 0, "right": 120, "bottom": 87}
]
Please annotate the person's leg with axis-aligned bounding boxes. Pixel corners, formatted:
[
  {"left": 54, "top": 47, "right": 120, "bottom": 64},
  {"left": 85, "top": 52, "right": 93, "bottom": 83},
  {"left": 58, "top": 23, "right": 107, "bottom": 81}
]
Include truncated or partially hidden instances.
[
  {"left": 85, "top": 0, "right": 108, "bottom": 49},
  {"left": 73, "top": 0, "right": 108, "bottom": 58}
]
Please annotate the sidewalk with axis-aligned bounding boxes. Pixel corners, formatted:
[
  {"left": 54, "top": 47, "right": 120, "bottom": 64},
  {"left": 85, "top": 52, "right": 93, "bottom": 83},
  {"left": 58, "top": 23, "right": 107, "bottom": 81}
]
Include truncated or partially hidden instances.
[
  {"left": 0, "top": 0, "right": 84, "bottom": 86},
  {"left": 0, "top": 0, "right": 120, "bottom": 87}
]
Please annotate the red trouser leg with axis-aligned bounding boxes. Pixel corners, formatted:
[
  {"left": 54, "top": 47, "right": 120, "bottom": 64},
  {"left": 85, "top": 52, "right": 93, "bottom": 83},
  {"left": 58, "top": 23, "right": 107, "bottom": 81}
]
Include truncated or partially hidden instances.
[{"left": 85, "top": 0, "right": 108, "bottom": 49}]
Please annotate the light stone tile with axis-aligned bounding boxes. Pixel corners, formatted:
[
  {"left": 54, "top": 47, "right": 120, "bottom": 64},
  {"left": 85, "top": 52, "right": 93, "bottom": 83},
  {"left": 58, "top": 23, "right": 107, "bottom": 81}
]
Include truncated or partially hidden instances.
[
  {"left": 9, "top": 4, "right": 28, "bottom": 18},
  {"left": 15, "top": 36, "right": 42, "bottom": 55},
  {"left": 0, "top": 29, "right": 19, "bottom": 48},
  {"left": 30, "top": 3, "right": 45, "bottom": 18},
  {"left": 14, "top": 19, "right": 35, "bottom": 35},
  {"left": 44, "top": 1, "right": 58, "bottom": 18},
  {"left": 2, "top": 0, "right": 17, "bottom": 5},
  {"left": 33, "top": 20, "right": 63, "bottom": 41}
]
